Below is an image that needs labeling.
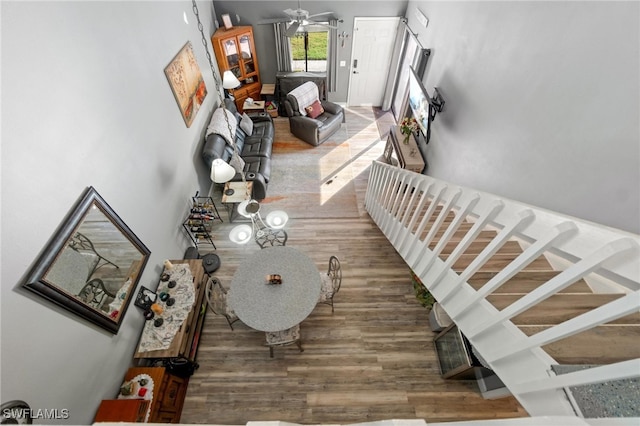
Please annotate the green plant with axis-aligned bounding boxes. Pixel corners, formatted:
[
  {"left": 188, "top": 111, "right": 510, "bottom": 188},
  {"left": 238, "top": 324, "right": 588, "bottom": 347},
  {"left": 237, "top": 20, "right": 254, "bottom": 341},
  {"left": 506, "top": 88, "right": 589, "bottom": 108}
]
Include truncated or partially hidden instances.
[
  {"left": 411, "top": 270, "right": 435, "bottom": 309},
  {"left": 290, "top": 32, "right": 328, "bottom": 60}
]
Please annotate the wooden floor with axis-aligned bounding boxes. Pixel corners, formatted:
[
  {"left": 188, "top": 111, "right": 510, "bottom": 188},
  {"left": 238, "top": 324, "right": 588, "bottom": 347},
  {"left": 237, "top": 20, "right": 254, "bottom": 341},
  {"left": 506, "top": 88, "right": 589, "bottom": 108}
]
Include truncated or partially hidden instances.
[{"left": 179, "top": 107, "right": 528, "bottom": 425}]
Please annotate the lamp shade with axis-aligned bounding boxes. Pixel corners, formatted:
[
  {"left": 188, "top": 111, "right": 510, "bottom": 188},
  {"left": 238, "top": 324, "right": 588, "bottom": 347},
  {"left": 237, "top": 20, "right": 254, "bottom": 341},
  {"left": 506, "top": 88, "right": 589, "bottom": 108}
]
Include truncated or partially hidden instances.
[
  {"left": 265, "top": 210, "right": 288, "bottom": 229},
  {"left": 237, "top": 199, "right": 261, "bottom": 218},
  {"left": 210, "top": 158, "right": 236, "bottom": 183},
  {"left": 222, "top": 70, "right": 241, "bottom": 89},
  {"left": 229, "top": 224, "right": 252, "bottom": 245},
  {"left": 236, "top": 200, "right": 252, "bottom": 218}
]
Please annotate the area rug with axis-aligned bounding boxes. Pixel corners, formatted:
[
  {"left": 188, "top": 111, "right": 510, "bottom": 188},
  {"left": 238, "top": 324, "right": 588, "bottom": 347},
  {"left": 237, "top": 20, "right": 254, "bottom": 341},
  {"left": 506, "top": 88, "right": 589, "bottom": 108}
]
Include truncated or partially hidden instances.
[{"left": 261, "top": 118, "right": 360, "bottom": 219}]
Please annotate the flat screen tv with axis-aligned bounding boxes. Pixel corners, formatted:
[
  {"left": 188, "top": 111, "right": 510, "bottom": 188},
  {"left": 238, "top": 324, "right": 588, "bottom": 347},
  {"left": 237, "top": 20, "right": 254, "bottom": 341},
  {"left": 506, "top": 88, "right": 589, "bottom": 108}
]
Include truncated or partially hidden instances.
[{"left": 408, "top": 66, "right": 431, "bottom": 138}]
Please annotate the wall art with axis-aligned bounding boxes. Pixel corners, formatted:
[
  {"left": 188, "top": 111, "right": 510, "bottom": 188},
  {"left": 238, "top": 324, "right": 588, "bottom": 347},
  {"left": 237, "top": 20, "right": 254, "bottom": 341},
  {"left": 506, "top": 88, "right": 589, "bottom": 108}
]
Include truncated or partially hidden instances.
[{"left": 164, "top": 41, "right": 208, "bottom": 127}]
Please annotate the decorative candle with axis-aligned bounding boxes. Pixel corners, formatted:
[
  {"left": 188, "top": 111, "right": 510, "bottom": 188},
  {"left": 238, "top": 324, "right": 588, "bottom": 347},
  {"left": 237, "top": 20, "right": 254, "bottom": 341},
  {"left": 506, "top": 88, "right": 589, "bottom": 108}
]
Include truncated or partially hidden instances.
[
  {"left": 164, "top": 260, "right": 174, "bottom": 270},
  {"left": 150, "top": 303, "right": 163, "bottom": 315}
]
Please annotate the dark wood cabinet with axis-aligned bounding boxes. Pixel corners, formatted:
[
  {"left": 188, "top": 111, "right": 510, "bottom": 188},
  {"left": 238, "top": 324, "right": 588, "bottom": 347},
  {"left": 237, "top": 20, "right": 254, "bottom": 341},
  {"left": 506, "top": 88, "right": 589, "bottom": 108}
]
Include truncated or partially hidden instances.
[
  {"left": 94, "top": 399, "right": 150, "bottom": 422},
  {"left": 211, "top": 26, "right": 261, "bottom": 112},
  {"left": 94, "top": 367, "right": 188, "bottom": 423},
  {"left": 124, "top": 367, "right": 188, "bottom": 423}
]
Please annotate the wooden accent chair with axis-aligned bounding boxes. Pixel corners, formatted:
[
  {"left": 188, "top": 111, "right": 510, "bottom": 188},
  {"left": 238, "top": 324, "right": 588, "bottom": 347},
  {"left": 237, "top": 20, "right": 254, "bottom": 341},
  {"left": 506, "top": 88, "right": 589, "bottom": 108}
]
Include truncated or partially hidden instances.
[
  {"left": 318, "top": 256, "right": 342, "bottom": 312},
  {"left": 265, "top": 324, "right": 303, "bottom": 358},
  {"left": 205, "top": 277, "right": 239, "bottom": 330}
]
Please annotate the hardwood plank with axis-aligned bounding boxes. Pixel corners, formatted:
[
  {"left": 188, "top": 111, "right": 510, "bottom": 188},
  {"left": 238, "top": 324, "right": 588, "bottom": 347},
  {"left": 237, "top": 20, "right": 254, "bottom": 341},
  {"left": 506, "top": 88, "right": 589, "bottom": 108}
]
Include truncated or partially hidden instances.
[
  {"left": 520, "top": 325, "right": 640, "bottom": 364},
  {"left": 486, "top": 293, "right": 636, "bottom": 325},
  {"left": 180, "top": 107, "right": 528, "bottom": 425}
]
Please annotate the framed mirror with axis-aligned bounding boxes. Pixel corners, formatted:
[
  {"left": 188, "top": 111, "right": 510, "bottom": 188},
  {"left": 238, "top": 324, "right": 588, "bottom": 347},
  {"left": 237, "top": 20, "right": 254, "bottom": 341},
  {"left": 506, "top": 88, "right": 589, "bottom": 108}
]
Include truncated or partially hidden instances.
[{"left": 21, "top": 186, "right": 150, "bottom": 334}]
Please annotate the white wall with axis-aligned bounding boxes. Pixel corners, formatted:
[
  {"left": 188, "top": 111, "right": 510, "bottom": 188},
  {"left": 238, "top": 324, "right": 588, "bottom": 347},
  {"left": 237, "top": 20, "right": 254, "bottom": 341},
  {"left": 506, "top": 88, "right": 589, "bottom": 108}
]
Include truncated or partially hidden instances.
[
  {"left": 406, "top": 1, "right": 639, "bottom": 233},
  {"left": 1, "top": 1, "right": 219, "bottom": 424}
]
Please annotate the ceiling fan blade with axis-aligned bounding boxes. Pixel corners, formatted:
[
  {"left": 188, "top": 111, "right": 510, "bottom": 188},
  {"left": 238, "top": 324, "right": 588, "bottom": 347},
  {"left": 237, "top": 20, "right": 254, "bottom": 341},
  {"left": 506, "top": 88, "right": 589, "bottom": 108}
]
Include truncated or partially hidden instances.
[
  {"left": 286, "top": 21, "right": 300, "bottom": 37},
  {"left": 311, "top": 22, "right": 339, "bottom": 29},
  {"left": 308, "top": 11, "right": 334, "bottom": 19},
  {"left": 258, "top": 17, "right": 292, "bottom": 25}
]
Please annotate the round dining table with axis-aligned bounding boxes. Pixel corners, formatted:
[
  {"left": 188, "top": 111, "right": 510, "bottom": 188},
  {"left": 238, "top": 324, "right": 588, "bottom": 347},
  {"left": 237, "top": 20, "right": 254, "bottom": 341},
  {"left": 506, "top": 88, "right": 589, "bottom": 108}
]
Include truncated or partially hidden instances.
[{"left": 228, "top": 246, "right": 321, "bottom": 332}]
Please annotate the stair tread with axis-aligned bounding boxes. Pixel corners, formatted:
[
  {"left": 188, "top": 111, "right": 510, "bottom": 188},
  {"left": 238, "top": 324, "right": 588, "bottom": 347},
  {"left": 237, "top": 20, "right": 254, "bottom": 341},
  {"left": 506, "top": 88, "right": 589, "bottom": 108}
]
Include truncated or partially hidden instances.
[
  {"left": 486, "top": 293, "right": 638, "bottom": 325},
  {"left": 467, "top": 271, "right": 592, "bottom": 294},
  {"left": 440, "top": 240, "right": 521, "bottom": 256},
  {"left": 451, "top": 254, "right": 553, "bottom": 272},
  {"left": 519, "top": 325, "right": 640, "bottom": 364}
]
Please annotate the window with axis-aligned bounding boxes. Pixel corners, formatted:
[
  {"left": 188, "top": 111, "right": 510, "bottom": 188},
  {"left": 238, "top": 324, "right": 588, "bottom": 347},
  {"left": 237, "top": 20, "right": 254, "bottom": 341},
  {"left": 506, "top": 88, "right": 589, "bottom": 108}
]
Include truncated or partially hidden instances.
[{"left": 289, "top": 25, "right": 328, "bottom": 72}]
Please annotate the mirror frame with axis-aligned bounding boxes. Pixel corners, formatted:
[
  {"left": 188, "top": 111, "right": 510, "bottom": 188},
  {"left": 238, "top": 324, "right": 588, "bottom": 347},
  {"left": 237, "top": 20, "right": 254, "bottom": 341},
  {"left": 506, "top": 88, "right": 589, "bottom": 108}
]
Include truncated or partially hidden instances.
[{"left": 21, "top": 186, "right": 151, "bottom": 334}]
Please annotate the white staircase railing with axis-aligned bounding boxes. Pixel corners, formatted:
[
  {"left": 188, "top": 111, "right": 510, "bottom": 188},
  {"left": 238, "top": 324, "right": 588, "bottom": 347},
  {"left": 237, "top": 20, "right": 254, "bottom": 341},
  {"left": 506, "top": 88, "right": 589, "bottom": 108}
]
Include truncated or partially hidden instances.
[{"left": 365, "top": 161, "right": 640, "bottom": 419}]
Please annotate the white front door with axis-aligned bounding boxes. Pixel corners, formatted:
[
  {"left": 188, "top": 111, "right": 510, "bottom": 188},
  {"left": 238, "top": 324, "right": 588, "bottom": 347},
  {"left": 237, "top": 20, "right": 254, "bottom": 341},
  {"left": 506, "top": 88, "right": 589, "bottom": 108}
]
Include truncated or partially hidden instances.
[{"left": 347, "top": 17, "right": 400, "bottom": 106}]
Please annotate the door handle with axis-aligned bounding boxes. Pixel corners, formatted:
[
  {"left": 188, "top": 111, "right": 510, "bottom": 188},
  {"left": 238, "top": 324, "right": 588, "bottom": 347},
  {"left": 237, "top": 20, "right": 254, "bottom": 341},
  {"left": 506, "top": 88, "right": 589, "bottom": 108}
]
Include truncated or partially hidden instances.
[
  {"left": 353, "top": 71, "right": 359, "bottom": 74},
  {"left": 353, "top": 59, "right": 358, "bottom": 68}
]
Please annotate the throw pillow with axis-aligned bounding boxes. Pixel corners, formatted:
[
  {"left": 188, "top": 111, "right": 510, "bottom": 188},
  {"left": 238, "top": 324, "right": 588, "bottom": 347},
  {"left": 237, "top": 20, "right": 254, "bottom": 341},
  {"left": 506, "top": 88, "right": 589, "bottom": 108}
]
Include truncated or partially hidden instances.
[
  {"left": 239, "top": 113, "right": 254, "bottom": 135},
  {"left": 305, "top": 100, "right": 324, "bottom": 119}
]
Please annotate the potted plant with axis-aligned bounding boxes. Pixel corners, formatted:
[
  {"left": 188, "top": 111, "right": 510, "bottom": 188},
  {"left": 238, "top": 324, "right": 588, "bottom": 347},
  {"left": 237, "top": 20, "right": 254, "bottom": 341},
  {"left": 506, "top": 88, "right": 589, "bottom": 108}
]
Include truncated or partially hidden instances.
[
  {"left": 411, "top": 269, "right": 434, "bottom": 310},
  {"left": 399, "top": 117, "right": 419, "bottom": 144}
]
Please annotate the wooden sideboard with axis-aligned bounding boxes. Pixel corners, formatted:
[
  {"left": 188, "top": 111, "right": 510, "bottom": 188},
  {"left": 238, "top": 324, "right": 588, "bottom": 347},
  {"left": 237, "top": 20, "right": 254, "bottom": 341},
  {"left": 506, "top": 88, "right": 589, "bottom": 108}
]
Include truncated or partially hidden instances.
[
  {"left": 134, "top": 259, "right": 207, "bottom": 364},
  {"left": 383, "top": 125, "right": 425, "bottom": 173},
  {"left": 94, "top": 259, "right": 208, "bottom": 423}
]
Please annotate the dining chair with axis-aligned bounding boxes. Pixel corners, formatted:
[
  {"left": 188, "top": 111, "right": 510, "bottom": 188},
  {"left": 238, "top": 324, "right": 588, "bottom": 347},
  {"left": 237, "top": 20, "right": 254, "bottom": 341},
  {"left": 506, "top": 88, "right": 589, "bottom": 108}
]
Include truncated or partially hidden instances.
[
  {"left": 255, "top": 229, "right": 288, "bottom": 249},
  {"left": 78, "top": 277, "right": 115, "bottom": 309},
  {"left": 205, "top": 277, "right": 239, "bottom": 330},
  {"left": 318, "top": 256, "right": 342, "bottom": 312},
  {"left": 265, "top": 324, "right": 303, "bottom": 358}
]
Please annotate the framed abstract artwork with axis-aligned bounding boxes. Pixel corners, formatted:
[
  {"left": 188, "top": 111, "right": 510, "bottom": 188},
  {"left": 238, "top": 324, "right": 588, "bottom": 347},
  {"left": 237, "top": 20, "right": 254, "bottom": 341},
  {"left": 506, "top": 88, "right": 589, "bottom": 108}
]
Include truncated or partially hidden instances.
[{"left": 164, "top": 41, "right": 208, "bottom": 127}]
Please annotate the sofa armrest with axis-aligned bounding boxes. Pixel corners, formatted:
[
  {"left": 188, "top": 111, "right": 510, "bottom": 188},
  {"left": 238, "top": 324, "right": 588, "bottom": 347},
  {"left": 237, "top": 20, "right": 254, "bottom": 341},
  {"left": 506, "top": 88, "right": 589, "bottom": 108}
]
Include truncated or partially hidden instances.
[
  {"left": 202, "top": 133, "right": 229, "bottom": 168},
  {"left": 290, "top": 116, "right": 322, "bottom": 137},
  {"left": 232, "top": 172, "right": 268, "bottom": 201},
  {"left": 246, "top": 111, "right": 273, "bottom": 125},
  {"left": 289, "top": 116, "right": 322, "bottom": 146},
  {"left": 283, "top": 99, "right": 298, "bottom": 117},
  {"left": 321, "top": 101, "right": 344, "bottom": 122}
]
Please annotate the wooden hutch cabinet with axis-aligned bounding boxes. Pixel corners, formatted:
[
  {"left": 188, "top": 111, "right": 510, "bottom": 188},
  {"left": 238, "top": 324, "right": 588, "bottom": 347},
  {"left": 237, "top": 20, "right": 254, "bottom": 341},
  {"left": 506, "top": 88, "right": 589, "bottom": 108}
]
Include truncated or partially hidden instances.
[{"left": 211, "top": 26, "right": 261, "bottom": 112}]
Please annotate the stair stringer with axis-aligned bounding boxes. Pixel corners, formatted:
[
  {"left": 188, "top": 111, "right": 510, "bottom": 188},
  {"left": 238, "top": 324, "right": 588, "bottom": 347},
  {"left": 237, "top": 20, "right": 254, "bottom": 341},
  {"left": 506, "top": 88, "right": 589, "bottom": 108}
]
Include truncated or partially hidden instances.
[
  {"left": 364, "top": 161, "right": 640, "bottom": 419},
  {"left": 406, "top": 246, "right": 576, "bottom": 416}
]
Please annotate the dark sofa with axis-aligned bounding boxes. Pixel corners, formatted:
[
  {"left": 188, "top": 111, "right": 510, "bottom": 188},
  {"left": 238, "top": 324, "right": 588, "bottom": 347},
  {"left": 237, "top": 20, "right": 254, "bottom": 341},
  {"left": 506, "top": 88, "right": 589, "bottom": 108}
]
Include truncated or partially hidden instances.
[{"left": 202, "top": 100, "right": 274, "bottom": 200}]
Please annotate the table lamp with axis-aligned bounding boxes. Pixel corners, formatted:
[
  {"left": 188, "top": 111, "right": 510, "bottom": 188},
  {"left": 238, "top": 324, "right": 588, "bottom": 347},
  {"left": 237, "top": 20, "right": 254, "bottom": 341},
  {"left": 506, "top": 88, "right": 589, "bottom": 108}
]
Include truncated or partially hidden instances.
[{"left": 222, "top": 70, "right": 241, "bottom": 99}]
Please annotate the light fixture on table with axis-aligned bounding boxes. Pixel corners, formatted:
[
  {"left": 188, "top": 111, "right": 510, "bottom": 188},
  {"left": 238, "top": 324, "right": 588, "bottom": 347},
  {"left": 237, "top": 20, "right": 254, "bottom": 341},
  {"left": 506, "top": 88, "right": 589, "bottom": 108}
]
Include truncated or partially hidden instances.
[
  {"left": 191, "top": 1, "right": 289, "bottom": 247},
  {"left": 210, "top": 159, "right": 236, "bottom": 184},
  {"left": 229, "top": 200, "right": 289, "bottom": 245},
  {"left": 222, "top": 70, "right": 241, "bottom": 99}
]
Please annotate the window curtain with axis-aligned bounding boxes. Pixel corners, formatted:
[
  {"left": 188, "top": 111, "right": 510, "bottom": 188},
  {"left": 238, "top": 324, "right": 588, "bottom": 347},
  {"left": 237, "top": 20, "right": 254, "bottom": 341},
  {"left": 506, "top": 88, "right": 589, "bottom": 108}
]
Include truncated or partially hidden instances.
[
  {"left": 381, "top": 19, "right": 409, "bottom": 111},
  {"left": 326, "top": 19, "right": 339, "bottom": 92},
  {"left": 273, "top": 22, "right": 292, "bottom": 72}
]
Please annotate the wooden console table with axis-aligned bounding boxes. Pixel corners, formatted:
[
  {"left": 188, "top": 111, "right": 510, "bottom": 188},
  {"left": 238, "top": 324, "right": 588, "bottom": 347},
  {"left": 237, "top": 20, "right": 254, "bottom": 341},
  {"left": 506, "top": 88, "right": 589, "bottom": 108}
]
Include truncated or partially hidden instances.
[
  {"left": 383, "top": 125, "right": 425, "bottom": 173},
  {"left": 94, "top": 367, "right": 188, "bottom": 423},
  {"left": 134, "top": 259, "right": 207, "bottom": 365}
]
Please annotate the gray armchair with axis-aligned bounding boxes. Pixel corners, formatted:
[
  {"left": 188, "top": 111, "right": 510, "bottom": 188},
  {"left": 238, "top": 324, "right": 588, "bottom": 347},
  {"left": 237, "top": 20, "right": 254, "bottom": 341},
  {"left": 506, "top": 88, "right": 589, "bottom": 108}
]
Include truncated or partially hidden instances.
[{"left": 283, "top": 81, "right": 345, "bottom": 146}]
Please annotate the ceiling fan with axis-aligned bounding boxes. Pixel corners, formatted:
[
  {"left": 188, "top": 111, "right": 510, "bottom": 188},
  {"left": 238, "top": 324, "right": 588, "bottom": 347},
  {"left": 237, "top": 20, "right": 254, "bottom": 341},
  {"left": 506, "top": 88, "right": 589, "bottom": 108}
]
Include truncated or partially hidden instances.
[{"left": 258, "top": 0, "right": 339, "bottom": 37}]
